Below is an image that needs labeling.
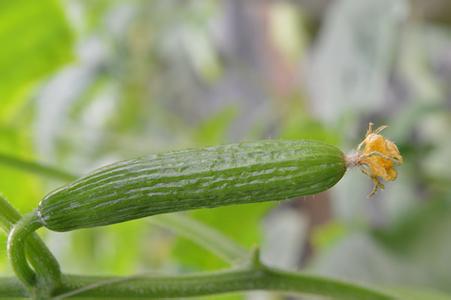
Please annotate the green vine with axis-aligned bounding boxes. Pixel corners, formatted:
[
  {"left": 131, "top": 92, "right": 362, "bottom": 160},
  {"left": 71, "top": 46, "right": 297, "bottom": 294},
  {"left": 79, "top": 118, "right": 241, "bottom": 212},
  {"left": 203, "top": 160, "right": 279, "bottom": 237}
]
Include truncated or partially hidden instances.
[{"left": 0, "top": 257, "right": 394, "bottom": 300}]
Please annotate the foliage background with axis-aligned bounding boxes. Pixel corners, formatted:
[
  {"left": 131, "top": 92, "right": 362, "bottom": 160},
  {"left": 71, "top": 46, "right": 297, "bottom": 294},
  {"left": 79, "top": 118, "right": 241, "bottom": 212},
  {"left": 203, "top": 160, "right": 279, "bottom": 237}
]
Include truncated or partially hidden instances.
[{"left": 1, "top": 0, "right": 451, "bottom": 299}]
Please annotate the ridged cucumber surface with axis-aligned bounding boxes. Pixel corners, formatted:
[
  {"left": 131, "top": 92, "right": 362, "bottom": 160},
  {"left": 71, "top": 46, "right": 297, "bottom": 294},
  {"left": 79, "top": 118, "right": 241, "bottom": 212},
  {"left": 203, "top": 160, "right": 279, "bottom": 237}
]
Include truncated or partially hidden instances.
[{"left": 36, "top": 140, "right": 346, "bottom": 232}]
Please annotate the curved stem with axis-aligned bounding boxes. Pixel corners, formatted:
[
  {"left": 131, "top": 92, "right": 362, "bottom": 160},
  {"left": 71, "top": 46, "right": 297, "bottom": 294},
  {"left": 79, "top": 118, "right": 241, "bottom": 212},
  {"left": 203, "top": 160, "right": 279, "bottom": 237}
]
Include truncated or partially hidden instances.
[
  {"left": 27, "top": 234, "right": 62, "bottom": 291},
  {"left": 0, "top": 197, "right": 61, "bottom": 292},
  {"left": 0, "top": 193, "right": 22, "bottom": 232},
  {"left": 7, "top": 213, "right": 43, "bottom": 288}
]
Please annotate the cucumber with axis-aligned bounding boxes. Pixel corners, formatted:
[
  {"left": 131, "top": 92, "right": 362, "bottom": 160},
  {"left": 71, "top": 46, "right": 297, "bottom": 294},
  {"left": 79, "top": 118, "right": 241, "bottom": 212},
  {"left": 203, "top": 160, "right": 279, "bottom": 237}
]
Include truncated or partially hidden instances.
[{"left": 36, "top": 140, "right": 346, "bottom": 232}]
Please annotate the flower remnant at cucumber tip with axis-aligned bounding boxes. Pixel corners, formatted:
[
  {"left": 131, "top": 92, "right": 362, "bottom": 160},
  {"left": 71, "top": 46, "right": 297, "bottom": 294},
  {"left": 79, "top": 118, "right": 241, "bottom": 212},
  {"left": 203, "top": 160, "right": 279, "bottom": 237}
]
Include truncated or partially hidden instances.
[{"left": 346, "top": 123, "right": 403, "bottom": 196}]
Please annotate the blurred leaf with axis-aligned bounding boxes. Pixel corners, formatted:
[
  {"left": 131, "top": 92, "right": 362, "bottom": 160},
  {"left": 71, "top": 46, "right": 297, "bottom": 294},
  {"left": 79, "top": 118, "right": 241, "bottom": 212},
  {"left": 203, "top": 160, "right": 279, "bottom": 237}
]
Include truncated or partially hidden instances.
[
  {"left": 311, "top": 221, "right": 347, "bottom": 251},
  {"left": 0, "top": 129, "right": 42, "bottom": 212},
  {"left": 373, "top": 196, "right": 451, "bottom": 252},
  {"left": 149, "top": 213, "right": 248, "bottom": 264},
  {"left": 0, "top": 152, "right": 77, "bottom": 182},
  {"left": 312, "top": 197, "right": 451, "bottom": 293},
  {"left": 173, "top": 202, "right": 274, "bottom": 271},
  {"left": 389, "top": 287, "right": 451, "bottom": 300},
  {"left": 194, "top": 106, "right": 238, "bottom": 146},
  {"left": 79, "top": 0, "right": 118, "bottom": 31},
  {"left": 269, "top": 2, "right": 307, "bottom": 61},
  {"left": 279, "top": 99, "right": 340, "bottom": 146},
  {"left": 96, "top": 221, "right": 145, "bottom": 274},
  {"left": 181, "top": 24, "right": 222, "bottom": 82},
  {"left": 397, "top": 24, "right": 444, "bottom": 106},
  {"left": 373, "top": 197, "right": 451, "bottom": 292},
  {"left": 59, "top": 221, "right": 145, "bottom": 275},
  {"left": 310, "top": 232, "right": 421, "bottom": 287},
  {"left": 0, "top": 0, "right": 73, "bottom": 121}
]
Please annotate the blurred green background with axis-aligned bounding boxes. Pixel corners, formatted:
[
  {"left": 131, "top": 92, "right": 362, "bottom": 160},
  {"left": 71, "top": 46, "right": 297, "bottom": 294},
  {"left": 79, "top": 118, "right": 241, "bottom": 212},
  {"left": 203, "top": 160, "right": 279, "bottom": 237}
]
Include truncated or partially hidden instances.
[{"left": 1, "top": 0, "right": 451, "bottom": 299}]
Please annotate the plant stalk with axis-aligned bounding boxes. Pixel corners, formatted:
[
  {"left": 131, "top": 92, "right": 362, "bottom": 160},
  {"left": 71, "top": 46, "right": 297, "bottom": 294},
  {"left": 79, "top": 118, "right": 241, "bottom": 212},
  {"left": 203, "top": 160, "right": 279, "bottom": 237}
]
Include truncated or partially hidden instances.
[
  {"left": 58, "top": 269, "right": 393, "bottom": 300},
  {"left": 0, "top": 196, "right": 61, "bottom": 292},
  {"left": 0, "top": 264, "right": 395, "bottom": 300},
  {"left": 7, "top": 213, "right": 48, "bottom": 289}
]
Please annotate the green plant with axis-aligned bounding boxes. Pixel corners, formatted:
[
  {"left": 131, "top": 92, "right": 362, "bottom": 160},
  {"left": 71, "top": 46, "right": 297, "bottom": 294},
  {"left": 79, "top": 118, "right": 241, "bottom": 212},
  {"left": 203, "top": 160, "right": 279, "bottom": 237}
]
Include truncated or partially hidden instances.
[{"left": 0, "top": 138, "right": 402, "bottom": 299}]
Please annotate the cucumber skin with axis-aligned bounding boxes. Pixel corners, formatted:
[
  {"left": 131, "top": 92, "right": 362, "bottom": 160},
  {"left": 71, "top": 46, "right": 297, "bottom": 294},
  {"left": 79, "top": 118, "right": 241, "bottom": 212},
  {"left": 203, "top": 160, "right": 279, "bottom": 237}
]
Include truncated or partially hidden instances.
[{"left": 37, "top": 140, "right": 346, "bottom": 232}]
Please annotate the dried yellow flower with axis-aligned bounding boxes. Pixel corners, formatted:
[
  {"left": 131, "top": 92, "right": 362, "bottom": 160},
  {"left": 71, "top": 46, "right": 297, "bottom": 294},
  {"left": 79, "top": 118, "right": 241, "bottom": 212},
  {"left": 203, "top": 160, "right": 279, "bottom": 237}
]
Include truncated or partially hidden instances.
[{"left": 346, "top": 123, "right": 403, "bottom": 196}]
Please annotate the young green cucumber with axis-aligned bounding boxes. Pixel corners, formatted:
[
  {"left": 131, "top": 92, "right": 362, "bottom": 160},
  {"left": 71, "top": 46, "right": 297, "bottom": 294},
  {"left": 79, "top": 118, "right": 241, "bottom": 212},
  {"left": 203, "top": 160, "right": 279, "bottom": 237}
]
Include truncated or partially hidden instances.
[{"left": 36, "top": 140, "right": 346, "bottom": 232}]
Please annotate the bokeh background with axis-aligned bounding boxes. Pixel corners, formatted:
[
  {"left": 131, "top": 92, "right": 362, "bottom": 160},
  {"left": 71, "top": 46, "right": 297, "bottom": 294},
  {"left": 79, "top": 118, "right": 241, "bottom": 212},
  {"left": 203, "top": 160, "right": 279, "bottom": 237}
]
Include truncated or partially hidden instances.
[{"left": 1, "top": 0, "right": 451, "bottom": 299}]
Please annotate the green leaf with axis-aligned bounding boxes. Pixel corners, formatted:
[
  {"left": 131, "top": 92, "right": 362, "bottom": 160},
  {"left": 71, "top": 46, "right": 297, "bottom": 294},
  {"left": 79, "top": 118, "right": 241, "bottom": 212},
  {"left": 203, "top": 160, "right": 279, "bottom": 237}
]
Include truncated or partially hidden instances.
[
  {"left": 194, "top": 106, "right": 238, "bottom": 146},
  {"left": 0, "top": 0, "right": 73, "bottom": 120},
  {"left": 0, "top": 129, "right": 42, "bottom": 212}
]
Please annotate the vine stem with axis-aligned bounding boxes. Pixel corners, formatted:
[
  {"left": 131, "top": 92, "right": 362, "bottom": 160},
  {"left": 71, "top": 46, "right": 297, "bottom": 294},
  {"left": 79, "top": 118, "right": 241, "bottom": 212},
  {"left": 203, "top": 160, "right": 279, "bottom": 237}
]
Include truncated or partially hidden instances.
[
  {"left": 0, "top": 260, "right": 395, "bottom": 300},
  {"left": 55, "top": 250, "right": 394, "bottom": 300},
  {"left": 57, "top": 267, "right": 394, "bottom": 300},
  {"left": 0, "top": 196, "right": 61, "bottom": 293},
  {"left": 57, "top": 269, "right": 394, "bottom": 300},
  {"left": 7, "top": 213, "right": 42, "bottom": 287},
  {"left": 7, "top": 211, "right": 62, "bottom": 298}
]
